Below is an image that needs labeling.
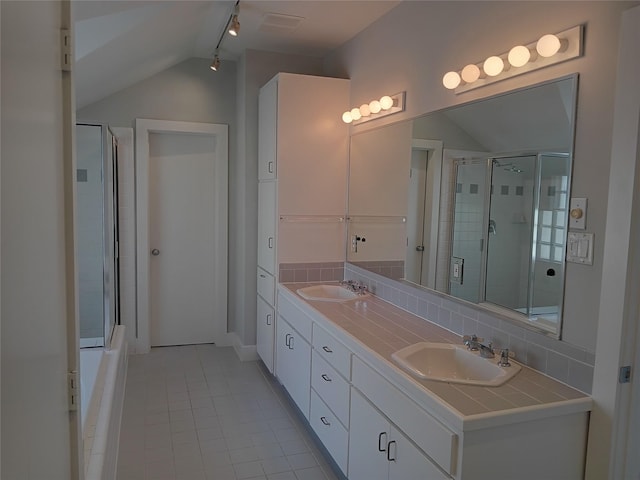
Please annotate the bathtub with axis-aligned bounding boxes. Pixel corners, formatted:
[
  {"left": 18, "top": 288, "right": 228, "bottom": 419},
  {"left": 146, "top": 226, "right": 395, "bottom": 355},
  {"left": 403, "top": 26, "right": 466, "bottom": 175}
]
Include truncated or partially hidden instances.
[{"left": 81, "top": 325, "right": 128, "bottom": 480}]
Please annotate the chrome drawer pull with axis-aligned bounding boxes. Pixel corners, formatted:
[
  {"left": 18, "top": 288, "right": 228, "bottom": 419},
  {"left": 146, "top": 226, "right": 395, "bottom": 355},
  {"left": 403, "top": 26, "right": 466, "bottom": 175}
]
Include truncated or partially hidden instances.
[
  {"left": 321, "top": 374, "right": 332, "bottom": 382},
  {"left": 322, "top": 346, "right": 333, "bottom": 353},
  {"left": 320, "top": 416, "right": 330, "bottom": 426}
]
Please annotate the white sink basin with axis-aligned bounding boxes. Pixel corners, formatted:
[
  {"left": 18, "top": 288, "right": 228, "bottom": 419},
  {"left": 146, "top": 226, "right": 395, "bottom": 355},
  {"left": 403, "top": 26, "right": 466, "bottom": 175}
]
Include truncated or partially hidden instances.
[
  {"left": 296, "top": 284, "right": 368, "bottom": 302},
  {"left": 391, "top": 342, "right": 521, "bottom": 387}
]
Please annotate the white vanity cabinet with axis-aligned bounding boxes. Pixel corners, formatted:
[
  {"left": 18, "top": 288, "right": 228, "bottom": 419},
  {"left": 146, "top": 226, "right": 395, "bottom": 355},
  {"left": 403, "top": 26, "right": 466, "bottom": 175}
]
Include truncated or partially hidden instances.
[
  {"left": 349, "top": 388, "right": 450, "bottom": 480},
  {"left": 257, "top": 181, "right": 276, "bottom": 275},
  {"left": 256, "top": 73, "right": 349, "bottom": 373},
  {"left": 275, "top": 293, "right": 313, "bottom": 418},
  {"left": 256, "top": 295, "right": 274, "bottom": 373},
  {"left": 276, "top": 286, "right": 590, "bottom": 480},
  {"left": 276, "top": 316, "right": 311, "bottom": 419},
  {"left": 309, "top": 323, "right": 353, "bottom": 475}
]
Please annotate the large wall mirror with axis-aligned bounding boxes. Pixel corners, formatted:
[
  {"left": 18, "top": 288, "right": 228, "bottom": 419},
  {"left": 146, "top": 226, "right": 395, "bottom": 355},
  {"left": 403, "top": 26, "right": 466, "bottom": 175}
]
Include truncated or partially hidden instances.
[{"left": 347, "top": 75, "right": 578, "bottom": 337}]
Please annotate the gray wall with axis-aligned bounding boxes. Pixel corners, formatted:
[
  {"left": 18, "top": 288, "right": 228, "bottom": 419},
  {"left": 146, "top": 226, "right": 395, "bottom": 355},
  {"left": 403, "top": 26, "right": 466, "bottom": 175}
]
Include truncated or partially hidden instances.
[
  {"left": 325, "top": 1, "right": 636, "bottom": 353},
  {"left": 78, "top": 57, "right": 237, "bottom": 127}
]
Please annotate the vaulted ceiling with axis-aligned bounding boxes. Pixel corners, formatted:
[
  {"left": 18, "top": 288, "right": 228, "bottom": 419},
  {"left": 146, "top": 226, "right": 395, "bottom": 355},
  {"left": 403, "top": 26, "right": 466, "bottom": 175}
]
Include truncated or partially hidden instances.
[{"left": 72, "top": 0, "right": 401, "bottom": 108}]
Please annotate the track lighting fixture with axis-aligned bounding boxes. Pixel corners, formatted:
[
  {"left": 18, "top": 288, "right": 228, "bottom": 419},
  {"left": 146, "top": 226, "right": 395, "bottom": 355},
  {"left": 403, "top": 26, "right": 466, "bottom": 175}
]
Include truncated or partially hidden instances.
[
  {"left": 209, "top": 0, "right": 240, "bottom": 73},
  {"left": 228, "top": 5, "right": 240, "bottom": 37},
  {"left": 210, "top": 53, "right": 220, "bottom": 71}
]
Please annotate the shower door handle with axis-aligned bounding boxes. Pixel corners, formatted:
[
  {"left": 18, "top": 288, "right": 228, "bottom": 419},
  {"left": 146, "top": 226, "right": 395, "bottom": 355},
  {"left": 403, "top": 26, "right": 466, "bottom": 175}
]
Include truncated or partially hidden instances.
[{"left": 151, "top": 248, "right": 160, "bottom": 256}]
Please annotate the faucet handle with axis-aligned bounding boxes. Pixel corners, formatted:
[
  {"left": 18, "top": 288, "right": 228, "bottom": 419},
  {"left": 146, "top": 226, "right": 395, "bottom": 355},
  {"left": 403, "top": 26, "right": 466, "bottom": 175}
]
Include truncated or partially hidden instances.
[
  {"left": 498, "top": 349, "right": 512, "bottom": 367},
  {"left": 463, "top": 334, "right": 484, "bottom": 351}
]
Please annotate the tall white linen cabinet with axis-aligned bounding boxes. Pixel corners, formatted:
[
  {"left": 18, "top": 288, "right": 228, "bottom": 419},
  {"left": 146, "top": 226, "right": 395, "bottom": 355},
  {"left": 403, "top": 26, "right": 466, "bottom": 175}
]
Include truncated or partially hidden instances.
[{"left": 256, "top": 73, "right": 350, "bottom": 374}]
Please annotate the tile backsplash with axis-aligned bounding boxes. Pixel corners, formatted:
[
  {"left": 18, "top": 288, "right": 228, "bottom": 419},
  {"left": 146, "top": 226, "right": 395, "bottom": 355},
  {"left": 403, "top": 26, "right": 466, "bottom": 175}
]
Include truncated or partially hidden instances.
[
  {"left": 279, "top": 262, "right": 344, "bottom": 283},
  {"left": 345, "top": 263, "right": 594, "bottom": 394}
]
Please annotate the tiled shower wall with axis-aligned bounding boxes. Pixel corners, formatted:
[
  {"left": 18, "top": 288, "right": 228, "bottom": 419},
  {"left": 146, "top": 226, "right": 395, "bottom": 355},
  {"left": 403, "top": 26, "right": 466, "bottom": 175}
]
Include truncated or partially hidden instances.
[{"left": 344, "top": 263, "right": 595, "bottom": 393}]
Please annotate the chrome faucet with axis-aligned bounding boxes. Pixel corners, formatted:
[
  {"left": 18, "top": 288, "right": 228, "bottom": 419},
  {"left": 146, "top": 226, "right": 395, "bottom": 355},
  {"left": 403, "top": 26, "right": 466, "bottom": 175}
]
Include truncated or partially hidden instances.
[
  {"left": 463, "top": 335, "right": 495, "bottom": 358},
  {"left": 339, "top": 280, "right": 368, "bottom": 295}
]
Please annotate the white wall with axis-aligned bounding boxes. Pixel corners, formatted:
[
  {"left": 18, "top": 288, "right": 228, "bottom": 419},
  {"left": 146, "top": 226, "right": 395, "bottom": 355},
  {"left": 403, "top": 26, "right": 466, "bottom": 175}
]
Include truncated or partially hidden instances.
[
  {"left": 1, "top": 1, "right": 75, "bottom": 477},
  {"left": 325, "top": 0, "right": 633, "bottom": 353}
]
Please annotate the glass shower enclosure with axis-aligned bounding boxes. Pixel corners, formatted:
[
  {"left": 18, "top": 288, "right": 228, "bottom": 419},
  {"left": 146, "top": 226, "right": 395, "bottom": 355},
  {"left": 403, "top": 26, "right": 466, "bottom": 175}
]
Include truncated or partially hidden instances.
[
  {"left": 449, "top": 152, "right": 570, "bottom": 333},
  {"left": 75, "top": 124, "right": 121, "bottom": 348}
]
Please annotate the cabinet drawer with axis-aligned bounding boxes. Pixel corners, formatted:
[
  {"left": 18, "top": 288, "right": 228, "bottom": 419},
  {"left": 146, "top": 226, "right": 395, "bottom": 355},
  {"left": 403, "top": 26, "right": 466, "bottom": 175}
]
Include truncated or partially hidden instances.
[
  {"left": 257, "top": 268, "right": 275, "bottom": 305},
  {"left": 352, "top": 356, "right": 457, "bottom": 475},
  {"left": 310, "top": 390, "right": 348, "bottom": 475},
  {"left": 278, "top": 292, "right": 312, "bottom": 341},
  {"left": 311, "top": 351, "right": 350, "bottom": 427},
  {"left": 312, "top": 323, "right": 351, "bottom": 379}
]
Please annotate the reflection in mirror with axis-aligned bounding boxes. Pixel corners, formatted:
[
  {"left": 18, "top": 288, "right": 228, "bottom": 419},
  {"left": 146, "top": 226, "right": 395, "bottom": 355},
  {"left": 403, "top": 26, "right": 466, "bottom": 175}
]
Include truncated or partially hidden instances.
[{"left": 347, "top": 76, "right": 577, "bottom": 337}]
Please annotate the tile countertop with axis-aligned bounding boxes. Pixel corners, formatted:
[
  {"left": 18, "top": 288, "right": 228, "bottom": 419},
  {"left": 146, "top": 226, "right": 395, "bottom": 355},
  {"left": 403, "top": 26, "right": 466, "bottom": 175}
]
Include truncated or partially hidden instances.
[{"left": 279, "top": 282, "right": 592, "bottom": 433}]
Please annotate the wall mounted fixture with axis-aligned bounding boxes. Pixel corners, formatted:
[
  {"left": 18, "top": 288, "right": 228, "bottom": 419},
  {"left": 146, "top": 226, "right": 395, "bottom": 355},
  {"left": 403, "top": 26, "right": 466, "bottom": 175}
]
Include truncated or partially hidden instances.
[
  {"left": 210, "top": 0, "right": 240, "bottom": 72},
  {"left": 342, "top": 92, "right": 406, "bottom": 125},
  {"left": 442, "top": 25, "right": 583, "bottom": 93}
]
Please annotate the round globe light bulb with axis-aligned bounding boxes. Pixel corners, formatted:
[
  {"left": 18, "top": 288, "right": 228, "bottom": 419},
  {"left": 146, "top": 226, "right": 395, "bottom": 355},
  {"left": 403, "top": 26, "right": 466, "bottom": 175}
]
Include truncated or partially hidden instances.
[
  {"left": 380, "top": 95, "right": 394, "bottom": 110},
  {"left": 369, "top": 100, "right": 382, "bottom": 114},
  {"left": 508, "top": 45, "right": 531, "bottom": 67},
  {"left": 342, "top": 111, "right": 353, "bottom": 124},
  {"left": 359, "top": 103, "right": 371, "bottom": 117},
  {"left": 350, "top": 107, "right": 362, "bottom": 121},
  {"left": 442, "top": 71, "right": 461, "bottom": 90},
  {"left": 483, "top": 56, "right": 505, "bottom": 77},
  {"left": 536, "top": 34, "right": 561, "bottom": 58},
  {"left": 461, "top": 64, "right": 481, "bottom": 83}
]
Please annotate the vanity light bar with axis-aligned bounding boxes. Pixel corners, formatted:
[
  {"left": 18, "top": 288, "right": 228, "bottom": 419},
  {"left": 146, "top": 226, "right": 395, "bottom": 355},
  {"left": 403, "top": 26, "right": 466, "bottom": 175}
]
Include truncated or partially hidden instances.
[
  {"left": 342, "top": 92, "right": 406, "bottom": 125},
  {"left": 442, "top": 25, "right": 583, "bottom": 94}
]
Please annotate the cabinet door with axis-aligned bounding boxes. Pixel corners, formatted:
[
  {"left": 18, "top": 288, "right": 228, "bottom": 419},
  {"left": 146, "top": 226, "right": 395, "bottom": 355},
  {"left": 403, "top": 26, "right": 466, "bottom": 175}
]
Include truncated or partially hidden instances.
[
  {"left": 258, "top": 76, "right": 277, "bottom": 180},
  {"left": 348, "top": 389, "right": 389, "bottom": 480},
  {"left": 388, "top": 425, "right": 450, "bottom": 480},
  {"left": 276, "top": 317, "right": 311, "bottom": 419},
  {"left": 258, "top": 181, "right": 276, "bottom": 273},
  {"left": 256, "top": 295, "right": 275, "bottom": 373}
]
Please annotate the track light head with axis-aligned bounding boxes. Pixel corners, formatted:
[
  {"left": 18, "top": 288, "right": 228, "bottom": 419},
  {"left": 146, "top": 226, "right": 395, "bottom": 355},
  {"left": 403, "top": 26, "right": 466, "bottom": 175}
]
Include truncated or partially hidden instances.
[
  {"left": 210, "top": 54, "right": 221, "bottom": 71},
  {"left": 228, "top": 14, "right": 240, "bottom": 36}
]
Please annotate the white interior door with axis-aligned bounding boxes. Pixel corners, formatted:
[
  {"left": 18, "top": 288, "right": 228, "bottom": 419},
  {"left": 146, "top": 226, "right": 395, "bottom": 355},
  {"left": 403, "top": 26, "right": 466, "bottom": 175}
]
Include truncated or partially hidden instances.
[
  {"left": 136, "top": 120, "right": 229, "bottom": 352},
  {"left": 148, "top": 133, "right": 217, "bottom": 346}
]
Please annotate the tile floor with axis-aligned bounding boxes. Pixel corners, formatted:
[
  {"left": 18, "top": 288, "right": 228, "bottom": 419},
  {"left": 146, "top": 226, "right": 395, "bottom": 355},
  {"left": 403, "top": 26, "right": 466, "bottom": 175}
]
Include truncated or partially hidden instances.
[{"left": 116, "top": 345, "right": 340, "bottom": 480}]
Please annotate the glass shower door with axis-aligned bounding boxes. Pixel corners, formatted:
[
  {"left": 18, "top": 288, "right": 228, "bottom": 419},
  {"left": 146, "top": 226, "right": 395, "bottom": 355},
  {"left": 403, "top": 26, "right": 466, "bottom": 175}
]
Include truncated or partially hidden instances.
[
  {"left": 485, "top": 155, "right": 537, "bottom": 312},
  {"left": 449, "top": 159, "right": 488, "bottom": 303},
  {"left": 530, "top": 153, "right": 570, "bottom": 328},
  {"left": 76, "top": 124, "right": 121, "bottom": 348},
  {"left": 76, "top": 124, "right": 106, "bottom": 347}
]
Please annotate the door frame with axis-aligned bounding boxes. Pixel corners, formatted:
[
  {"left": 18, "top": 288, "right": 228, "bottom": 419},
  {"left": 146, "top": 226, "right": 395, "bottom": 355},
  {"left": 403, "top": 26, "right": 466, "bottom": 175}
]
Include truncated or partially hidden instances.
[{"left": 135, "top": 119, "right": 230, "bottom": 353}]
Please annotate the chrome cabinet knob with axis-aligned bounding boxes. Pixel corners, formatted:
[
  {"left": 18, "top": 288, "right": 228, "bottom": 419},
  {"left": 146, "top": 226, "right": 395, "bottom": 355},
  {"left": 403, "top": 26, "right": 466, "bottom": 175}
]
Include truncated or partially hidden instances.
[{"left": 151, "top": 248, "right": 160, "bottom": 256}]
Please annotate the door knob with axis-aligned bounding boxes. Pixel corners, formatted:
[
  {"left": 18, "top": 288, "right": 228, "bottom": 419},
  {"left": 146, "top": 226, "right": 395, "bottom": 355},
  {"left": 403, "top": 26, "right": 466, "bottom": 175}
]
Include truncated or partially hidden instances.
[{"left": 151, "top": 248, "right": 160, "bottom": 256}]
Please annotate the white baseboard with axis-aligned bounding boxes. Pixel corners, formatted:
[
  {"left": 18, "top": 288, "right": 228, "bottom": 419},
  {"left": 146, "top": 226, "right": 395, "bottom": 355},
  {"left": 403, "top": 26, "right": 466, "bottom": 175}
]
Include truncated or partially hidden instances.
[{"left": 230, "top": 332, "right": 259, "bottom": 362}]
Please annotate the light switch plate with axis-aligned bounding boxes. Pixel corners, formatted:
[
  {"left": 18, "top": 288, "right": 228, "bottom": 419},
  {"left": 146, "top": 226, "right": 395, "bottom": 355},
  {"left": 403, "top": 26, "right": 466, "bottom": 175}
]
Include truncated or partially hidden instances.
[
  {"left": 566, "top": 232, "right": 594, "bottom": 265},
  {"left": 569, "top": 197, "right": 587, "bottom": 230},
  {"left": 450, "top": 256, "right": 464, "bottom": 284}
]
